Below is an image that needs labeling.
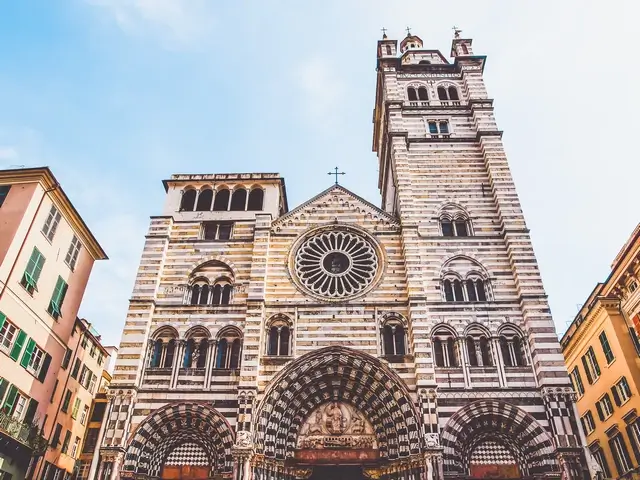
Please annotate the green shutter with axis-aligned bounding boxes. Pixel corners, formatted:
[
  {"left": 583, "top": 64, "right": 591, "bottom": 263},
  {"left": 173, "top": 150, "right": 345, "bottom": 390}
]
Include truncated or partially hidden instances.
[
  {"left": 0, "top": 378, "right": 7, "bottom": 404},
  {"left": 38, "top": 353, "right": 51, "bottom": 382},
  {"left": 9, "top": 330, "right": 27, "bottom": 361},
  {"left": 0, "top": 311, "right": 5, "bottom": 331},
  {"left": 20, "top": 338, "right": 36, "bottom": 368},
  {"left": 33, "top": 251, "right": 45, "bottom": 283},
  {"left": 3, "top": 384, "right": 18, "bottom": 414},
  {"left": 24, "top": 248, "right": 45, "bottom": 286},
  {"left": 24, "top": 398, "right": 38, "bottom": 424}
]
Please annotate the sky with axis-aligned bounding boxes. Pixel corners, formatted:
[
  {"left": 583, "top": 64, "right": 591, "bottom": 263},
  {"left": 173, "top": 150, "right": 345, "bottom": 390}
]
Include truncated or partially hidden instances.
[{"left": 0, "top": 1, "right": 638, "bottom": 347}]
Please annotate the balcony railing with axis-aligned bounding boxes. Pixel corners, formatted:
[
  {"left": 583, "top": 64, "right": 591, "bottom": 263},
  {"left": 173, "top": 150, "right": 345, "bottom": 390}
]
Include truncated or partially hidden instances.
[{"left": 0, "top": 411, "right": 48, "bottom": 454}]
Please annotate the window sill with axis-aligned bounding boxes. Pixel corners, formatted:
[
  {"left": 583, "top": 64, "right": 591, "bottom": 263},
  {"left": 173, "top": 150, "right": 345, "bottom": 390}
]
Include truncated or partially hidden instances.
[
  {"left": 18, "top": 282, "right": 35, "bottom": 297},
  {"left": 620, "top": 397, "right": 631, "bottom": 407},
  {"left": 381, "top": 354, "right": 414, "bottom": 364},
  {"left": 606, "top": 358, "right": 617, "bottom": 367},
  {"left": 41, "top": 230, "right": 54, "bottom": 244}
]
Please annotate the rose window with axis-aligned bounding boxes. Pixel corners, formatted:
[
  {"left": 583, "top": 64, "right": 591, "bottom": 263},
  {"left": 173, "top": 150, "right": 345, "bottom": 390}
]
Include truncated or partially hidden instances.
[{"left": 294, "top": 230, "right": 379, "bottom": 299}]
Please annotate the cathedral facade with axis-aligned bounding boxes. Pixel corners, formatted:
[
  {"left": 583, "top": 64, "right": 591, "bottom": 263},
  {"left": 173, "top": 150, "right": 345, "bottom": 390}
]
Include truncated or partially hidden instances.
[{"left": 98, "top": 32, "right": 587, "bottom": 480}]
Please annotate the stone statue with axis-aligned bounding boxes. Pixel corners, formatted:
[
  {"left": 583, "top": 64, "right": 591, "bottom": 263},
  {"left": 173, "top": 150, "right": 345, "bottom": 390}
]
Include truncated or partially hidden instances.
[
  {"left": 589, "top": 456, "right": 603, "bottom": 480},
  {"left": 424, "top": 433, "right": 440, "bottom": 448},
  {"left": 425, "top": 456, "right": 433, "bottom": 480}
]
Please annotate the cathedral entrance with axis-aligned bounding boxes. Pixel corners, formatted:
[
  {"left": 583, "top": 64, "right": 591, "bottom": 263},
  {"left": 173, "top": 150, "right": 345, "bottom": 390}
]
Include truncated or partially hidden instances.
[{"left": 309, "top": 466, "right": 364, "bottom": 480}]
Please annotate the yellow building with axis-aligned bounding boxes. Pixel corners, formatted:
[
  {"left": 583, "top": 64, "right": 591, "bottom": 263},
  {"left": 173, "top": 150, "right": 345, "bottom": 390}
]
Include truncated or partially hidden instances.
[{"left": 561, "top": 224, "right": 640, "bottom": 479}]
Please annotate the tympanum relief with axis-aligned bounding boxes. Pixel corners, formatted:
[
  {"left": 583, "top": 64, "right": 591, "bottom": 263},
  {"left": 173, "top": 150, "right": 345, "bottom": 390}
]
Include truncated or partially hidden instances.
[{"left": 297, "top": 402, "right": 377, "bottom": 450}]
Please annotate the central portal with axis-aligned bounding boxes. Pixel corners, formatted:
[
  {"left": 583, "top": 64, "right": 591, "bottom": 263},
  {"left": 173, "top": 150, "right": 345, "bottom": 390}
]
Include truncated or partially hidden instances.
[{"left": 309, "top": 466, "right": 364, "bottom": 480}]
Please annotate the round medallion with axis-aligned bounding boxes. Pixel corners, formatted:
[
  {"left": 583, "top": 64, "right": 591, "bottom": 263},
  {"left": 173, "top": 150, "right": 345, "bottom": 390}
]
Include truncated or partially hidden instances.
[{"left": 293, "top": 228, "right": 380, "bottom": 300}]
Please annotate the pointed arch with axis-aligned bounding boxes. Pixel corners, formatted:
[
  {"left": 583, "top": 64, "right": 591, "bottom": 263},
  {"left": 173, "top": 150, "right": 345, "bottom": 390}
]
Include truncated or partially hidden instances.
[
  {"left": 441, "top": 400, "right": 556, "bottom": 476},
  {"left": 123, "top": 402, "right": 235, "bottom": 477}
]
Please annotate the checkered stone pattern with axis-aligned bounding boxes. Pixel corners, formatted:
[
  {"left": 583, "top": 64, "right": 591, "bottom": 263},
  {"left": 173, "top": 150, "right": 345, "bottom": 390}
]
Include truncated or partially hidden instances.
[
  {"left": 441, "top": 400, "right": 557, "bottom": 476},
  {"left": 165, "top": 443, "right": 209, "bottom": 466},
  {"left": 544, "top": 392, "right": 582, "bottom": 449},
  {"left": 255, "top": 346, "right": 422, "bottom": 461},
  {"left": 470, "top": 440, "right": 516, "bottom": 465},
  {"left": 123, "top": 402, "right": 234, "bottom": 477}
]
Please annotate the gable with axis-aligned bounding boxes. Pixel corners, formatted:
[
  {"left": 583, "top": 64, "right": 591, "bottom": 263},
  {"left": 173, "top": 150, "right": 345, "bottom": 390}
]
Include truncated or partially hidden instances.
[{"left": 272, "top": 185, "right": 399, "bottom": 234}]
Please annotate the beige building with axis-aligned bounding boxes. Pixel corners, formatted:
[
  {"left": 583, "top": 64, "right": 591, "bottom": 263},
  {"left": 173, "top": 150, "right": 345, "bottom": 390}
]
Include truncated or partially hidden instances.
[
  {"left": 562, "top": 224, "right": 640, "bottom": 479},
  {"left": 0, "top": 167, "right": 107, "bottom": 480}
]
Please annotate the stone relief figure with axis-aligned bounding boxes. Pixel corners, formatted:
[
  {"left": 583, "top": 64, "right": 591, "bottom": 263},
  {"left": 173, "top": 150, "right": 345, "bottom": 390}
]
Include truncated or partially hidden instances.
[
  {"left": 351, "top": 413, "right": 365, "bottom": 435},
  {"left": 235, "top": 430, "right": 252, "bottom": 448},
  {"left": 308, "top": 410, "right": 324, "bottom": 435},
  {"left": 325, "top": 402, "right": 345, "bottom": 434}
]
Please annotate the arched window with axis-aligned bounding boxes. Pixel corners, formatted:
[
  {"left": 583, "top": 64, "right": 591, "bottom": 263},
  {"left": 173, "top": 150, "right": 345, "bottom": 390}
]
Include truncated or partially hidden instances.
[
  {"left": 417, "top": 87, "right": 429, "bottom": 101},
  {"left": 183, "top": 339, "right": 195, "bottom": 368},
  {"left": 465, "top": 328, "right": 492, "bottom": 367},
  {"left": 213, "top": 189, "right": 230, "bottom": 211},
  {"left": 189, "top": 281, "right": 210, "bottom": 305},
  {"left": 196, "top": 189, "right": 213, "bottom": 211},
  {"left": 441, "top": 216, "right": 471, "bottom": 237},
  {"left": 466, "top": 279, "right": 486, "bottom": 302},
  {"left": 197, "top": 339, "right": 208, "bottom": 368},
  {"left": 267, "top": 323, "right": 291, "bottom": 356},
  {"left": 212, "top": 281, "right": 232, "bottom": 306},
  {"left": 444, "top": 279, "right": 465, "bottom": 301},
  {"left": 461, "top": 43, "right": 469, "bottom": 55},
  {"left": 432, "top": 328, "right": 458, "bottom": 367},
  {"left": 418, "top": 60, "right": 431, "bottom": 65},
  {"left": 230, "top": 189, "right": 247, "bottom": 211},
  {"left": 247, "top": 189, "right": 264, "bottom": 211},
  {"left": 164, "top": 340, "right": 176, "bottom": 368},
  {"left": 180, "top": 189, "right": 196, "bottom": 211},
  {"left": 382, "top": 320, "right": 407, "bottom": 356},
  {"left": 150, "top": 340, "right": 163, "bottom": 367},
  {"left": 215, "top": 329, "right": 242, "bottom": 369},
  {"left": 437, "top": 86, "right": 448, "bottom": 100},
  {"left": 500, "top": 329, "right": 526, "bottom": 367},
  {"left": 448, "top": 86, "right": 459, "bottom": 101},
  {"left": 230, "top": 339, "right": 241, "bottom": 369},
  {"left": 385, "top": 45, "right": 392, "bottom": 55},
  {"left": 407, "top": 87, "right": 418, "bottom": 101}
]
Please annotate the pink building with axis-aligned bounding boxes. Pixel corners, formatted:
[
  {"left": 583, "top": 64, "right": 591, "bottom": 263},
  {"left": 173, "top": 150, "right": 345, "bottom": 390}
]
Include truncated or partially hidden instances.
[{"left": 0, "top": 167, "right": 107, "bottom": 479}]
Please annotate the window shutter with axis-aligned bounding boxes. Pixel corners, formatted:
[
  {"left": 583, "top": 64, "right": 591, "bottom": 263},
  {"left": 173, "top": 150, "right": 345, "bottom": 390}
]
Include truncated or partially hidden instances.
[
  {"left": 38, "top": 353, "right": 51, "bottom": 382},
  {"left": 9, "top": 330, "right": 27, "bottom": 361},
  {"left": 582, "top": 356, "right": 593, "bottom": 384},
  {"left": 25, "top": 248, "right": 39, "bottom": 277},
  {"left": 0, "top": 378, "right": 8, "bottom": 403},
  {"left": 596, "top": 401, "right": 604, "bottom": 421},
  {"left": 612, "top": 386, "right": 621, "bottom": 406},
  {"left": 0, "top": 311, "right": 5, "bottom": 331},
  {"left": 32, "top": 251, "right": 45, "bottom": 283},
  {"left": 2, "top": 384, "right": 18, "bottom": 414},
  {"left": 20, "top": 338, "right": 36, "bottom": 368},
  {"left": 590, "top": 348, "right": 601, "bottom": 376},
  {"left": 71, "top": 398, "right": 81, "bottom": 419},
  {"left": 24, "top": 398, "right": 39, "bottom": 424}
]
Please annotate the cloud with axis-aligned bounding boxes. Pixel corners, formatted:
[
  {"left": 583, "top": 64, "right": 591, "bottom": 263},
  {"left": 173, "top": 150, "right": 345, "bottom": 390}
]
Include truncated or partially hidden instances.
[
  {"left": 294, "top": 57, "right": 345, "bottom": 121},
  {"left": 84, "top": 0, "right": 216, "bottom": 48},
  {"left": 0, "top": 146, "right": 19, "bottom": 162}
]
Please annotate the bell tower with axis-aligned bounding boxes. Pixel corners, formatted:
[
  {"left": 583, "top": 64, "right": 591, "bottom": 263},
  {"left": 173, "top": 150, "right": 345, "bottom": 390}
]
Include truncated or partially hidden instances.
[{"left": 372, "top": 29, "right": 589, "bottom": 477}]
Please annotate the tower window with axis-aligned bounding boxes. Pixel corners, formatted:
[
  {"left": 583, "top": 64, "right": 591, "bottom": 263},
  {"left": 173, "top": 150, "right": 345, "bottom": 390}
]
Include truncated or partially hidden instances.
[
  {"left": 461, "top": 43, "right": 469, "bottom": 55},
  {"left": 432, "top": 328, "right": 458, "bottom": 367},
  {"left": 417, "top": 87, "right": 429, "bottom": 101},
  {"left": 215, "top": 329, "right": 242, "bottom": 369},
  {"left": 441, "top": 215, "right": 471, "bottom": 237},
  {"left": 212, "top": 188, "right": 230, "bottom": 211},
  {"left": 180, "top": 189, "right": 197, "bottom": 211},
  {"left": 428, "top": 121, "right": 450, "bottom": 137},
  {"left": 202, "top": 222, "right": 233, "bottom": 240},
  {"left": 407, "top": 88, "right": 418, "bottom": 101},
  {"left": 418, "top": 60, "right": 431, "bottom": 65},
  {"left": 196, "top": 189, "right": 213, "bottom": 211},
  {"left": 247, "top": 188, "right": 264, "bottom": 211},
  {"left": 443, "top": 277, "right": 487, "bottom": 302},
  {"left": 385, "top": 45, "right": 392, "bottom": 55},
  {"left": 267, "top": 321, "right": 291, "bottom": 357},
  {"left": 437, "top": 86, "right": 461, "bottom": 104},
  {"left": 230, "top": 188, "right": 247, "bottom": 211},
  {"left": 499, "top": 329, "right": 526, "bottom": 367},
  {"left": 381, "top": 320, "right": 407, "bottom": 356}
]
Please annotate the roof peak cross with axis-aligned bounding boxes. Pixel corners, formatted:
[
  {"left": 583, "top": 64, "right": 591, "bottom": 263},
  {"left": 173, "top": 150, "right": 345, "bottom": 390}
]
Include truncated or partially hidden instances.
[
  {"left": 405, "top": 26, "right": 412, "bottom": 36},
  {"left": 328, "top": 167, "right": 346, "bottom": 185}
]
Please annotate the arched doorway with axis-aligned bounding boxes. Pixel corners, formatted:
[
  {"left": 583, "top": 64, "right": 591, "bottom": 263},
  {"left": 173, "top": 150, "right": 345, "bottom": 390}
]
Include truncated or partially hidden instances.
[
  {"left": 441, "top": 400, "right": 556, "bottom": 478},
  {"left": 253, "top": 347, "right": 424, "bottom": 480},
  {"left": 123, "top": 402, "right": 234, "bottom": 479}
]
